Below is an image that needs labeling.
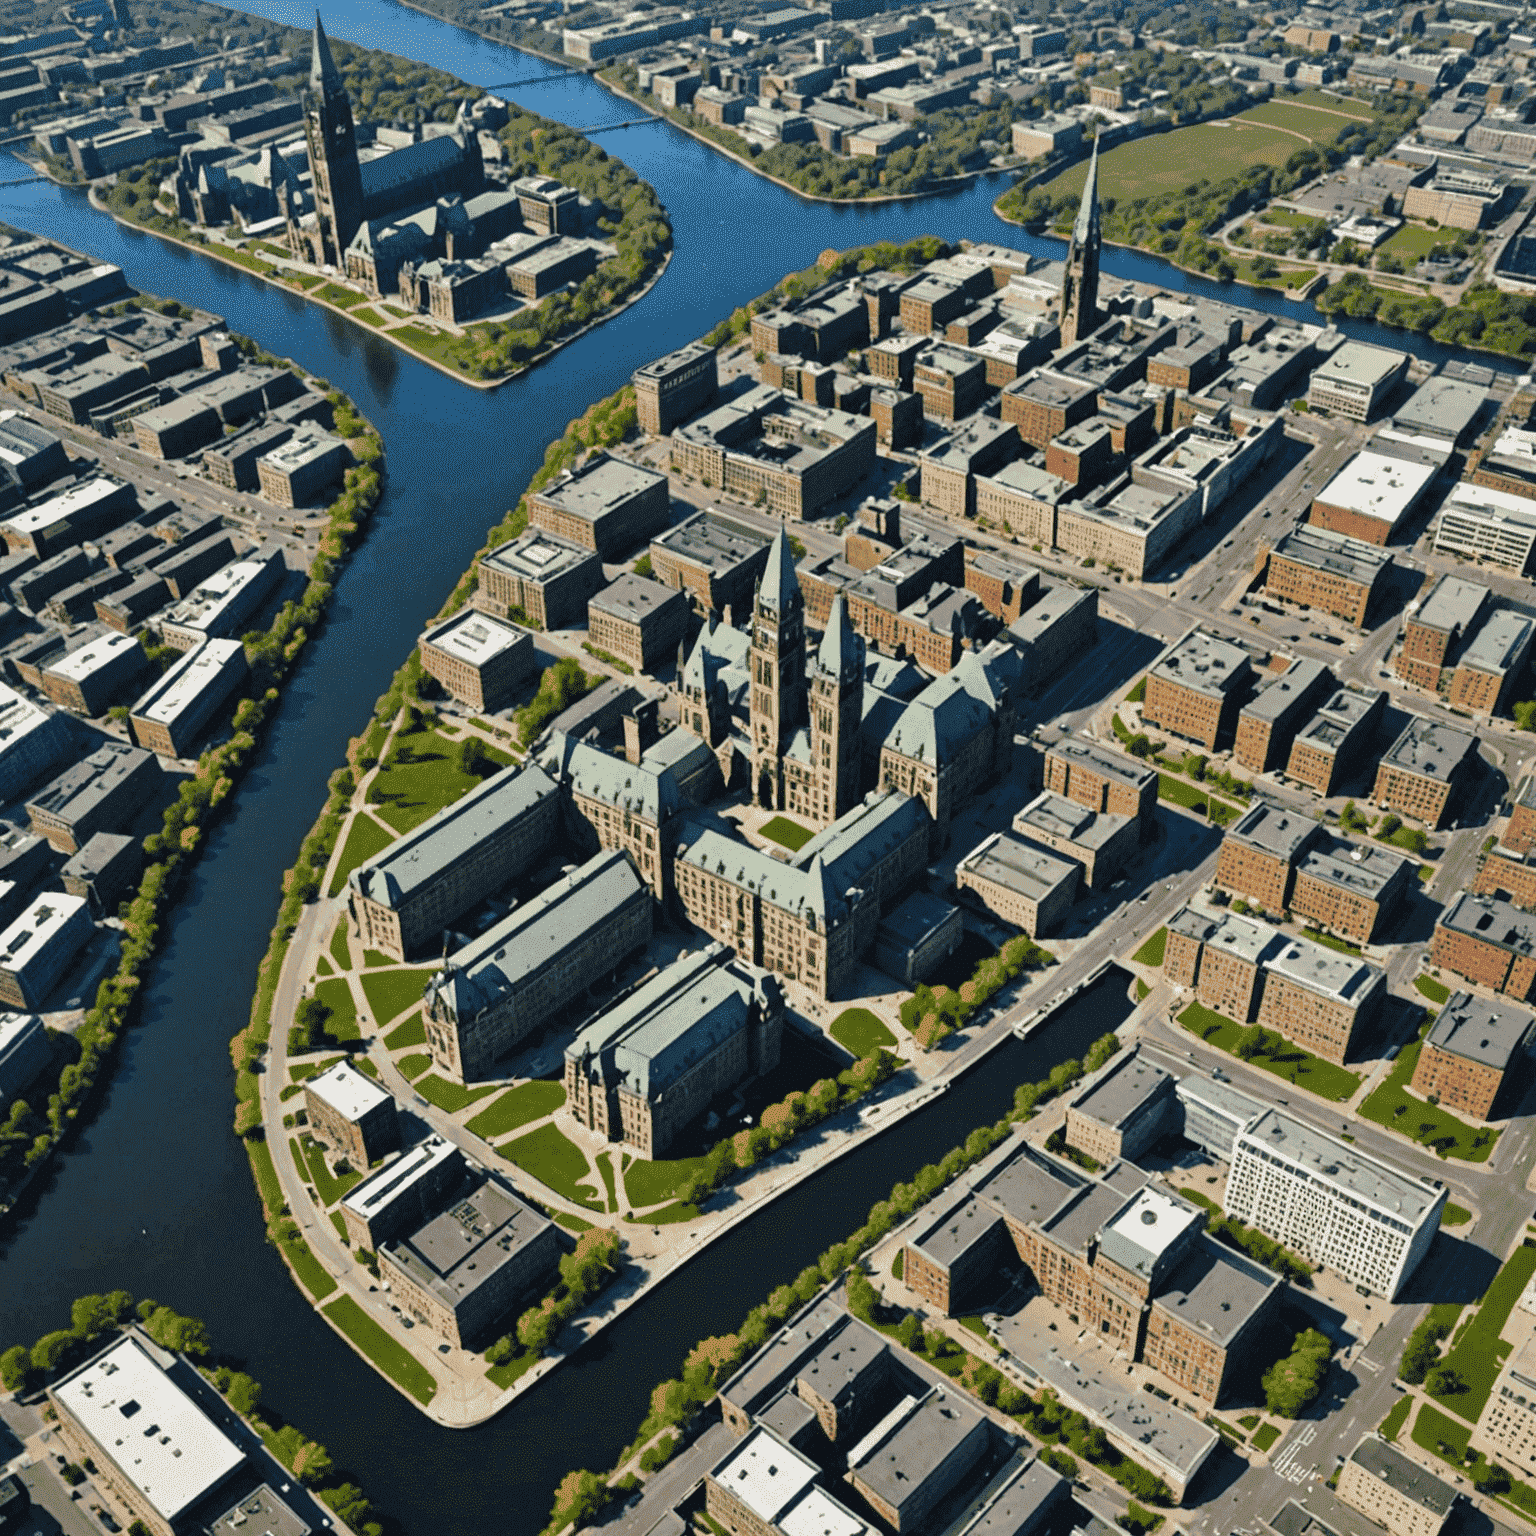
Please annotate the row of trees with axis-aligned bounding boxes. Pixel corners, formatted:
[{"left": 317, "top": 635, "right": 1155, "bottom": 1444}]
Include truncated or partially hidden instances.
[
  {"left": 485, "top": 1227, "right": 622, "bottom": 1360},
  {"left": 898, "top": 934, "right": 1057, "bottom": 1049}
]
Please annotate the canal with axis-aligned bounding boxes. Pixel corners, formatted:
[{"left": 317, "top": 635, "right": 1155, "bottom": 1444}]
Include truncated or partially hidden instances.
[{"left": 0, "top": 1, "right": 1517, "bottom": 1527}]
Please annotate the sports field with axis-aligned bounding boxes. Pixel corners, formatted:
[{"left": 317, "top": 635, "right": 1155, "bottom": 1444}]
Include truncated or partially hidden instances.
[{"left": 1043, "top": 99, "right": 1372, "bottom": 204}]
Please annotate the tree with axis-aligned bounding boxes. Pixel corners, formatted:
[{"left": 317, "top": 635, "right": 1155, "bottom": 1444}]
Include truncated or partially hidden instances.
[
  {"left": 894, "top": 1314, "right": 923, "bottom": 1351},
  {"left": 292, "top": 996, "right": 331, "bottom": 1051},
  {"left": 518, "top": 1305, "right": 558, "bottom": 1353},
  {"left": 226, "top": 1373, "right": 261, "bottom": 1416},
  {"left": 1429, "top": 1365, "right": 1465, "bottom": 1397},
  {"left": 1515, "top": 700, "right": 1536, "bottom": 733},
  {"left": 1263, "top": 1328, "right": 1332, "bottom": 1417},
  {"left": 29, "top": 1330, "right": 76, "bottom": 1376},
  {"left": 846, "top": 1270, "right": 878, "bottom": 1323},
  {"left": 0, "top": 1345, "right": 30, "bottom": 1392},
  {"left": 140, "top": 1305, "right": 209, "bottom": 1359},
  {"left": 456, "top": 735, "right": 492, "bottom": 778},
  {"left": 1235, "top": 1024, "right": 1265, "bottom": 1060},
  {"left": 70, "top": 1291, "right": 133, "bottom": 1341}
]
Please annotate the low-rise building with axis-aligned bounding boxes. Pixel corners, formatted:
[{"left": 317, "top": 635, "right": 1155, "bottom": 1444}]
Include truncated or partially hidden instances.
[
  {"left": 1143, "top": 629, "right": 1253, "bottom": 749},
  {"left": 0, "top": 1009, "right": 48, "bottom": 1103},
  {"left": 424, "top": 848, "right": 653, "bottom": 1081},
  {"left": 128, "top": 638, "right": 246, "bottom": 758},
  {"left": 955, "top": 830, "right": 1079, "bottom": 936},
  {"left": 340, "top": 1135, "right": 465, "bottom": 1249},
  {"left": 1226, "top": 1108, "right": 1445, "bottom": 1297},
  {"left": 26, "top": 740, "right": 158, "bottom": 853},
  {"left": 1290, "top": 840, "right": 1414, "bottom": 944},
  {"left": 1310, "top": 450, "right": 1436, "bottom": 546},
  {"left": 919, "top": 418, "right": 1018, "bottom": 517},
  {"left": 1473, "top": 1332, "right": 1536, "bottom": 1480},
  {"left": 846, "top": 1387, "right": 992, "bottom": 1531},
  {"left": 348, "top": 763, "right": 560, "bottom": 962},
  {"left": 256, "top": 427, "right": 348, "bottom": 507},
  {"left": 1260, "top": 526, "right": 1393, "bottom": 627},
  {"left": 418, "top": 610, "right": 536, "bottom": 711},
  {"left": 1174, "top": 1073, "right": 1264, "bottom": 1160},
  {"left": 1397, "top": 573, "right": 1492, "bottom": 692},
  {"left": 1258, "top": 932, "right": 1387, "bottom": 1065},
  {"left": 40, "top": 629, "right": 146, "bottom": 717},
  {"left": 1007, "top": 583, "right": 1097, "bottom": 693},
  {"left": 380, "top": 1171, "right": 559, "bottom": 1349},
  {"left": 1435, "top": 482, "right": 1536, "bottom": 574},
  {"left": 61, "top": 832, "right": 140, "bottom": 916},
  {"left": 475, "top": 526, "right": 605, "bottom": 630},
  {"left": 0, "top": 889, "right": 90, "bottom": 1008},
  {"left": 874, "top": 891, "right": 962, "bottom": 985},
  {"left": 3, "top": 476, "right": 135, "bottom": 561},
  {"left": 1431, "top": 891, "right": 1536, "bottom": 1001},
  {"left": 1064, "top": 1046, "right": 1177, "bottom": 1165},
  {"left": 1450, "top": 610, "right": 1535, "bottom": 716},
  {"left": 50, "top": 1333, "right": 248, "bottom": 1536},
  {"left": 649, "top": 509, "right": 770, "bottom": 618},
  {"left": 1286, "top": 685, "right": 1385, "bottom": 796},
  {"left": 0, "top": 682, "right": 68, "bottom": 803},
  {"left": 158, "top": 548, "right": 284, "bottom": 652},
  {"left": 587, "top": 573, "right": 690, "bottom": 675},
  {"left": 1044, "top": 738, "right": 1158, "bottom": 828},
  {"left": 304, "top": 1059, "right": 401, "bottom": 1167},
  {"left": 1234, "top": 659, "right": 1335, "bottom": 774},
  {"left": 634, "top": 340, "right": 717, "bottom": 436},
  {"left": 1410, "top": 989, "right": 1534, "bottom": 1121},
  {"left": 1011, "top": 791, "right": 1137, "bottom": 889},
  {"left": 1336, "top": 1435, "right": 1456, "bottom": 1536},
  {"left": 528, "top": 452, "right": 670, "bottom": 558},
  {"left": 565, "top": 944, "right": 785, "bottom": 1158},
  {"left": 1214, "top": 801, "right": 1324, "bottom": 913},
  {"left": 1373, "top": 716, "right": 1480, "bottom": 828},
  {"left": 1307, "top": 341, "right": 1410, "bottom": 422}
]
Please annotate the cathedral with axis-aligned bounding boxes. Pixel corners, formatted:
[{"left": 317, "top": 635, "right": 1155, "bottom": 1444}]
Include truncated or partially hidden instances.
[{"left": 1058, "top": 133, "right": 1101, "bottom": 348}]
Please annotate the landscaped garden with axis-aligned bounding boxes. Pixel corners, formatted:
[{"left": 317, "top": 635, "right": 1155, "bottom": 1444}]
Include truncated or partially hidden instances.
[
  {"left": 1357, "top": 1021, "right": 1500, "bottom": 1163},
  {"left": 1176, "top": 1003, "right": 1361, "bottom": 1101}
]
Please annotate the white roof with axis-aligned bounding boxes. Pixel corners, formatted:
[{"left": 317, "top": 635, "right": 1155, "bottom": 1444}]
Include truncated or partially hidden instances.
[
  {"left": 0, "top": 891, "right": 86, "bottom": 970},
  {"left": 1103, "top": 1186, "right": 1201, "bottom": 1262},
  {"left": 779, "top": 1488, "right": 869, "bottom": 1536},
  {"left": 48, "top": 630, "right": 140, "bottom": 683},
  {"left": 53, "top": 1334, "right": 245, "bottom": 1521},
  {"left": 5, "top": 476, "right": 120, "bottom": 536},
  {"left": 1315, "top": 450, "right": 1435, "bottom": 529},
  {"left": 421, "top": 609, "right": 527, "bottom": 668},
  {"left": 132, "top": 639, "right": 243, "bottom": 726},
  {"left": 1441, "top": 480, "right": 1536, "bottom": 525},
  {"left": 306, "top": 1059, "right": 392, "bottom": 1123},
  {"left": 711, "top": 1428, "right": 819, "bottom": 1523}
]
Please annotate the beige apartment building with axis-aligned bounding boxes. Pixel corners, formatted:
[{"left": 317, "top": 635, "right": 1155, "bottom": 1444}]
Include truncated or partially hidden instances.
[{"left": 1336, "top": 1436, "right": 1455, "bottom": 1536}]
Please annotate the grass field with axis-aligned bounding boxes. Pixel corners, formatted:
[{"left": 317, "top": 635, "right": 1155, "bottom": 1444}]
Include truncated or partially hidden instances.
[
  {"left": 1379, "top": 223, "right": 1444, "bottom": 261},
  {"left": 485, "top": 1350, "right": 540, "bottom": 1389},
  {"left": 1132, "top": 928, "right": 1167, "bottom": 967},
  {"left": 1358, "top": 1031, "right": 1499, "bottom": 1163},
  {"left": 625, "top": 1153, "right": 707, "bottom": 1209},
  {"left": 369, "top": 728, "right": 513, "bottom": 835},
  {"left": 1258, "top": 208, "right": 1319, "bottom": 230},
  {"left": 1428, "top": 1243, "right": 1536, "bottom": 1422},
  {"left": 414, "top": 1074, "right": 500, "bottom": 1114},
  {"left": 360, "top": 969, "right": 433, "bottom": 1027},
  {"left": 1290, "top": 88, "right": 1373, "bottom": 117},
  {"left": 1177, "top": 1003, "right": 1361, "bottom": 1100},
  {"left": 1251, "top": 1422, "right": 1281, "bottom": 1452},
  {"left": 329, "top": 918, "right": 352, "bottom": 971},
  {"left": 644, "top": 1200, "right": 702, "bottom": 1224},
  {"left": 383, "top": 1012, "right": 426, "bottom": 1050},
  {"left": 760, "top": 815, "right": 815, "bottom": 851},
  {"left": 465, "top": 1080, "right": 566, "bottom": 1140},
  {"left": 597, "top": 1152, "right": 618, "bottom": 1212},
  {"left": 1413, "top": 1400, "right": 1471, "bottom": 1460},
  {"left": 1415, "top": 974, "right": 1452, "bottom": 1004},
  {"left": 312, "top": 978, "right": 359, "bottom": 1042},
  {"left": 315, "top": 282, "right": 367, "bottom": 309},
  {"left": 398, "top": 1052, "right": 432, "bottom": 1079},
  {"left": 1379, "top": 1396, "right": 1412, "bottom": 1442},
  {"left": 501, "top": 1123, "right": 605, "bottom": 1209},
  {"left": 830, "top": 1007, "right": 897, "bottom": 1056},
  {"left": 276, "top": 1228, "right": 336, "bottom": 1302},
  {"left": 1303, "top": 927, "right": 1362, "bottom": 957},
  {"left": 322, "top": 1295, "right": 437, "bottom": 1404},
  {"left": 327, "top": 813, "right": 395, "bottom": 896},
  {"left": 1045, "top": 119, "right": 1316, "bottom": 204},
  {"left": 297, "top": 1137, "right": 364, "bottom": 1207},
  {"left": 1444, "top": 1204, "right": 1472, "bottom": 1226}
]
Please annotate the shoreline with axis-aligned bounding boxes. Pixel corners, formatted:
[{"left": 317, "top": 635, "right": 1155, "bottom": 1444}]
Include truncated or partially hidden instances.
[{"left": 65, "top": 171, "right": 671, "bottom": 392}]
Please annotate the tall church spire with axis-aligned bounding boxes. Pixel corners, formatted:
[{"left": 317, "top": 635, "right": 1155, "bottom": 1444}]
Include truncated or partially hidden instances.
[
  {"left": 298, "top": 12, "right": 366, "bottom": 268},
  {"left": 310, "top": 11, "right": 343, "bottom": 94},
  {"left": 1059, "top": 134, "right": 1101, "bottom": 348}
]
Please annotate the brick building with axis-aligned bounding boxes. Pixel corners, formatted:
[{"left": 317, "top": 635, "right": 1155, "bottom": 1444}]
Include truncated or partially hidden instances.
[
  {"left": 1290, "top": 840, "right": 1414, "bottom": 944},
  {"left": 956, "top": 829, "right": 1079, "bottom": 936},
  {"left": 304, "top": 1059, "right": 400, "bottom": 1167},
  {"left": 1233, "top": 659, "right": 1335, "bottom": 774},
  {"left": 1142, "top": 629, "right": 1255, "bottom": 750},
  {"left": 1260, "top": 526, "right": 1393, "bottom": 627},
  {"left": 633, "top": 340, "right": 717, "bottom": 435},
  {"left": 1309, "top": 450, "right": 1436, "bottom": 546},
  {"left": 528, "top": 453, "right": 671, "bottom": 558},
  {"left": 1064, "top": 1046, "right": 1178, "bottom": 1164},
  {"left": 912, "top": 345, "right": 988, "bottom": 421},
  {"left": 587, "top": 572, "right": 690, "bottom": 674},
  {"left": 1431, "top": 891, "right": 1536, "bottom": 1001},
  {"left": 1214, "top": 801, "right": 1325, "bottom": 913},
  {"left": 919, "top": 417, "right": 1018, "bottom": 516},
  {"left": 1475, "top": 843, "right": 1536, "bottom": 911},
  {"left": 1306, "top": 341, "right": 1410, "bottom": 422},
  {"left": 1011, "top": 791, "right": 1138, "bottom": 889},
  {"left": 1336, "top": 1436, "right": 1456, "bottom": 1536},
  {"left": 1286, "top": 685, "right": 1385, "bottom": 796},
  {"left": 648, "top": 508, "right": 770, "bottom": 618},
  {"left": 418, "top": 609, "right": 536, "bottom": 711},
  {"left": 1396, "top": 574, "right": 1492, "bottom": 691},
  {"left": 1000, "top": 367, "right": 1097, "bottom": 447},
  {"left": 1044, "top": 738, "right": 1158, "bottom": 829},
  {"left": 1410, "top": 989, "right": 1534, "bottom": 1121},
  {"left": 1507, "top": 777, "right": 1536, "bottom": 855},
  {"left": 475, "top": 526, "right": 605, "bottom": 630},
  {"left": 1449, "top": 609, "right": 1535, "bottom": 716},
  {"left": 1373, "top": 716, "right": 1480, "bottom": 828}
]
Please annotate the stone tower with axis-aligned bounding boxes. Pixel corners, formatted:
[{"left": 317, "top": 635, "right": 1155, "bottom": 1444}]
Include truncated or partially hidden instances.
[
  {"left": 750, "top": 525, "right": 806, "bottom": 807},
  {"left": 808, "top": 593, "right": 865, "bottom": 822},
  {"left": 300, "top": 14, "right": 365, "bottom": 267},
  {"left": 1059, "top": 134, "right": 1101, "bottom": 348}
]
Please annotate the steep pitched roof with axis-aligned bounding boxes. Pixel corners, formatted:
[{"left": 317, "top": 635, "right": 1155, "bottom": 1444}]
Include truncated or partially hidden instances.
[
  {"left": 310, "top": 12, "right": 343, "bottom": 95},
  {"left": 758, "top": 524, "right": 801, "bottom": 616},
  {"left": 1074, "top": 133, "right": 1100, "bottom": 246},
  {"left": 815, "top": 593, "right": 862, "bottom": 682}
]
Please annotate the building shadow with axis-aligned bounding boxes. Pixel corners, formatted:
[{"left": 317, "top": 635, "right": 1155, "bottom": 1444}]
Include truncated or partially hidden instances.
[
  {"left": 1364, "top": 560, "right": 1429, "bottom": 631},
  {"left": 1398, "top": 1229, "right": 1503, "bottom": 1307},
  {"left": 1381, "top": 890, "right": 1445, "bottom": 948}
]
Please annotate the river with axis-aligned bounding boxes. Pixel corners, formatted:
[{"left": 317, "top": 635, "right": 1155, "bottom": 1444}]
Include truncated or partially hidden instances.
[{"left": 0, "top": 3, "right": 1512, "bottom": 1529}]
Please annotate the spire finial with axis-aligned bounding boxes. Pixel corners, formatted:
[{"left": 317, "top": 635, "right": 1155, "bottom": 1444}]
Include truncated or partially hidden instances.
[{"left": 310, "top": 12, "right": 342, "bottom": 93}]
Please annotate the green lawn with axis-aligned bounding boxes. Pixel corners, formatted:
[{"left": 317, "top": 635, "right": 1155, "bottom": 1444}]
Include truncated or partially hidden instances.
[
  {"left": 644, "top": 1200, "right": 702, "bottom": 1224},
  {"left": 398, "top": 1052, "right": 432, "bottom": 1079},
  {"left": 312, "top": 978, "right": 359, "bottom": 1042},
  {"left": 1251, "top": 1422, "right": 1281, "bottom": 1452},
  {"left": 598, "top": 1152, "right": 618, "bottom": 1212},
  {"left": 329, "top": 918, "right": 352, "bottom": 971},
  {"left": 321, "top": 1295, "right": 437, "bottom": 1404},
  {"left": 327, "top": 813, "right": 395, "bottom": 896},
  {"left": 501, "top": 1123, "right": 604, "bottom": 1209},
  {"left": 1259, "top": 207, "right": 1324, "bottom": 230},
  {"left": 1358, "top": 1032, "right": 1499, "bottom": 1163},
  {"left": 1429, "top": 1244, "right": 1536, "bottom": 1422},
  {"left": 465, "top": 1080, "right": 567, "bottom": 1140},
  {"left": 365, "top": 950, "right": 396, "bottom": 968},
  {"left": 1415, "top": 974, "right": 1451, "bottom": 1004},
  {"left": 315, "top": 956, "right": 332, "bottom": 977},
  {"left": 350, "top": 306, "right": 384, "bottom": 327},
  {"left": 276, "top": 1228, "right": 337, "bottom": 1302},
  {"left": 1379, "top": 1395, "right": 1412, "bottom": 1442},
  {"left": 414, "top": 1074, "right": 500, "bottom": 1114},
  {"left": 485, "top": 1350, "right": 540, "bottom": 1389},
  {"left": 624, "top": 1153, "right": 707, "bottom": 1209},
  {"left": 1444, "top": 1204, "right": 1472, "bottom": 1226},
  {"left": 1303, "top": 927, "right": 1362, "bottom": 957},
  {"left": 1237, "top": 99, "right": 1369, "bottom": 142},
  {"left": 1176, "top": 1003, "right": 1361, "bottom": 1100},
  {"left": 830, "top": 1007, "right": 897, "bottom": 1056},
  {"left": 1132, "top": 928, "right": 1167, "bottom": 967},
  {"left": 288, "top": 1054, "right": 346, "bottom": 1085},
  {"left": 246, "top": 1138, "right": 284, "bottom": 1216},
  {"left": 555, "top": 1211, "right": 594, "bottom": 1233},
  {"left": 1046, "top": 119, "right": 1309, "bottom": 204},
  {"left": 1379, "top": 223, "right": 1445, "bottom": 261},
  {"left": 1413, "top": 1400, "right": 1471, "bottom": 1460},
  {"left": 759, "top": 815, "right": 815, "bottom": 852},
  {"left": 383, "top": 1011, "right": 426, "bottom": 1050},
  {"left": 369, "top": 728, "right": 512, "bottom": 834},
  {"left": 315, "top": 282, "right": 367, "bottom": 309},
  {"left": 298, "top": 1137, "right": 364, "bottom": 1207},
  {"left": 360, "top": 969, "right": 433, "bottom": 1027}
]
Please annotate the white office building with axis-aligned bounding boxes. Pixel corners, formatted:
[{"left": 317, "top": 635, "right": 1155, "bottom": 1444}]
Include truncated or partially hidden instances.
[
  {"left": 1435, "top": 482, "right": 1536, "bottom": 574},
  {"left": 1226, "top": 1108, "right": 1445, "bottom": 1298}
]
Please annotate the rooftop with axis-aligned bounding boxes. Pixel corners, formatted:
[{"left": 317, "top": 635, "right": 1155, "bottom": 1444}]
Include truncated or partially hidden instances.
[
  {"left": 973, "top": 1140, "right": 1085, "bottom": 1231},
  {"left": 1347, "top": 1435, "right": 1456, "bottom": 1516},
  {"left": 1152, "top": 1232, "right": 1280, "bottom": 1345},
  {"left": 1069, "top": 1046, "right": 1173, "bottom": 1132},
  {"left": 1426, "top": 989, "right": 1534, "bottom": 1072},
  {"left": 1226, "top": 801, "right": 1322, "bottom": 863},
  {"left": 131, "top": 638, "right": 243, "bottom": 729},
  {"left": 1048, "top": 737, "right": 1157, "bottom": 791},
  {"left": 1263, "top": 933, "right": 1385, "bottom": 1006},
  {"left": 652, "top": 509, "right": 769, "bottom": 574},
  {"left": 531, "top": 454, "right": 665, "bottom": 522},
  {"left": 590, "top": 571, "right": 684, "bottom": 624},
  {"left": 1013, "top": 791, "right": 1131, "bottom": 852},
  {"left": 306, "top": 1059, "right": 394, "bottom": 1124},
  {"left": 1151, "top": 628, "right": 1252, "bottom": 699},
  {"left": 1313, "top": 451, "right": 1435, "bottom": 529},
  {"left": 1381, "top": 715, "right": 1478, "bottom": 781},
  {"left": 342, "top": 1136, "right": 462, "bottom": 1225},
  {"left": 482, "top": 526, "right": 596, "bottom": 583},
  {"left": 1243, "top": 659, "right": 1334, "bottom": 725},
  {"left": 1097, "top": 1185, "right": 1202, "bottom": 1280},
  {"left": 1439, "top": 891, "right": 1536, "bottom": 956},
  {"left": 1298, "top": 840, "right": 1411, "bottom": 902},
  {"left": 709, "top": 1427, "right": 819, "bottom": 1524},
  {"left": 1238, "top": 1109, "right": 1444, "bottom": 1224},
  {"left": 1460, "top": 609, "right": 1535, "bottom": 676},
  {"left": 421, "top": 609, "right": 529, "bottom": 668},
  {"left": 1270, "top": 525, "right": 1393, "bottom": 585},
  {"left": 846, "top": 1388, "right": 988, "bottom": 1510},
  {"left": 1412, "top": 573, "right": 1490, "bottom": 636},
  {"left": 959, "top": 830, "right": 1078, "bottom": 904},
  {"left": 1312, "top": 340, "right": 1408, "bottom": 391}
]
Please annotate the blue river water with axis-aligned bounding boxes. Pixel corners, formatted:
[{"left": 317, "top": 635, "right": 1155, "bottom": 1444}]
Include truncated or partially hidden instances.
[{"left": 0, "top": 3, "right": 1510, "bottom": 1529}]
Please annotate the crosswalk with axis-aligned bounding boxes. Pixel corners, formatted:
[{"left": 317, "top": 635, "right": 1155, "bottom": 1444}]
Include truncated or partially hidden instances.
[{"left": 1271, "top": 1423, "right": 1320, "bottom": 1485}]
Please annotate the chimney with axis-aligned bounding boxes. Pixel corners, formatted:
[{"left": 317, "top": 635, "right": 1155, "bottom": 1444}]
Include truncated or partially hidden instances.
[{"left": 624, "top": 698, "right": 660, "bottom": 764}]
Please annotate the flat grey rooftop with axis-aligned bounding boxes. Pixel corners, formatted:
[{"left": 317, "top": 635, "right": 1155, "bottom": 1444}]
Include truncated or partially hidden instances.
[
  {"left": 1382, "top": 716, "right": 1478, "bottom": 780},
  {"left": 1427, "top": 988, "right": 1536, "bottom": 1070},
  {"left": 960, "top": 831, "right": 1078, "bottom": 902},
  {"left": 1039, "top": 1172, "right": 1144, "bottom": 1260},
  {"left": 847, "top": 1388, "right": 987, "bottom": 1509},
  {"left": 1270, "top": 525, "right": 1393, "bottom": 584},
  {"left": 1264, "top": 934, "right": 1384, "bottom": 1005},
  {"left": 482, "top": 525, "right": 596, "bottom": 583},
  {"left": 1460, "top": 609, "right": 1534, "bottom": 675},
  {"left": 1070, "top": 1047, "right": 1173, "bottom": 1131},
  {"left": 1174, "top": 1071, "right": 1265, "bottom": 1127},
  {"left": 1014, "top": 791, "right": 1130, "bottom": 852},
  {"left": 941, "top": 1453, "right": 1065, "bottom": 1536},
  {"left": 912, "top": 1192, "right": 1006, "bottom": 1268},
  {"left": 1226, "top": 801, "right": 1320, "bottom": 862},
  {"left": 532, "top": 454, "right": 664, "bottom": 519},
  {"left": 974, "top": 1140, "right": 1085, "bottom": 1229},
  {"left": 1240, "top": 1109, "right": 1443, "bottom": 1223},
  {"left": 1243, "top": 659, "right": 1332, "bottom": 724},
  {"left": 1347, "top": 1436, "right": 1455, "bottom": 1516},
  {"left": 1201, "top": 908, "right": 1287, "bottom": 967},
  {"left": 1048, "top": 737, "right": 1157, "bottom": 791},
  {"left": 1152, "top": 1232, "right": 1279, "bottom": 1345},
  {"left": 1151, "top": 628, "right": 1251, "bottom": 698},
  {"left": 590, "top": 571, "right": 685, "bottom": 623},
  {"left": 652, "top": 509, "right": 768, "bottom": 571},
  {"left": 1413, "top": 572, "right": 1490, "bottom": 635},
  {"left": 1438, "top": 890, "right": 1536, "bottom": 954},
  {"left": 1298, "top": 840, "right": 1409, "bottom": 901}
]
